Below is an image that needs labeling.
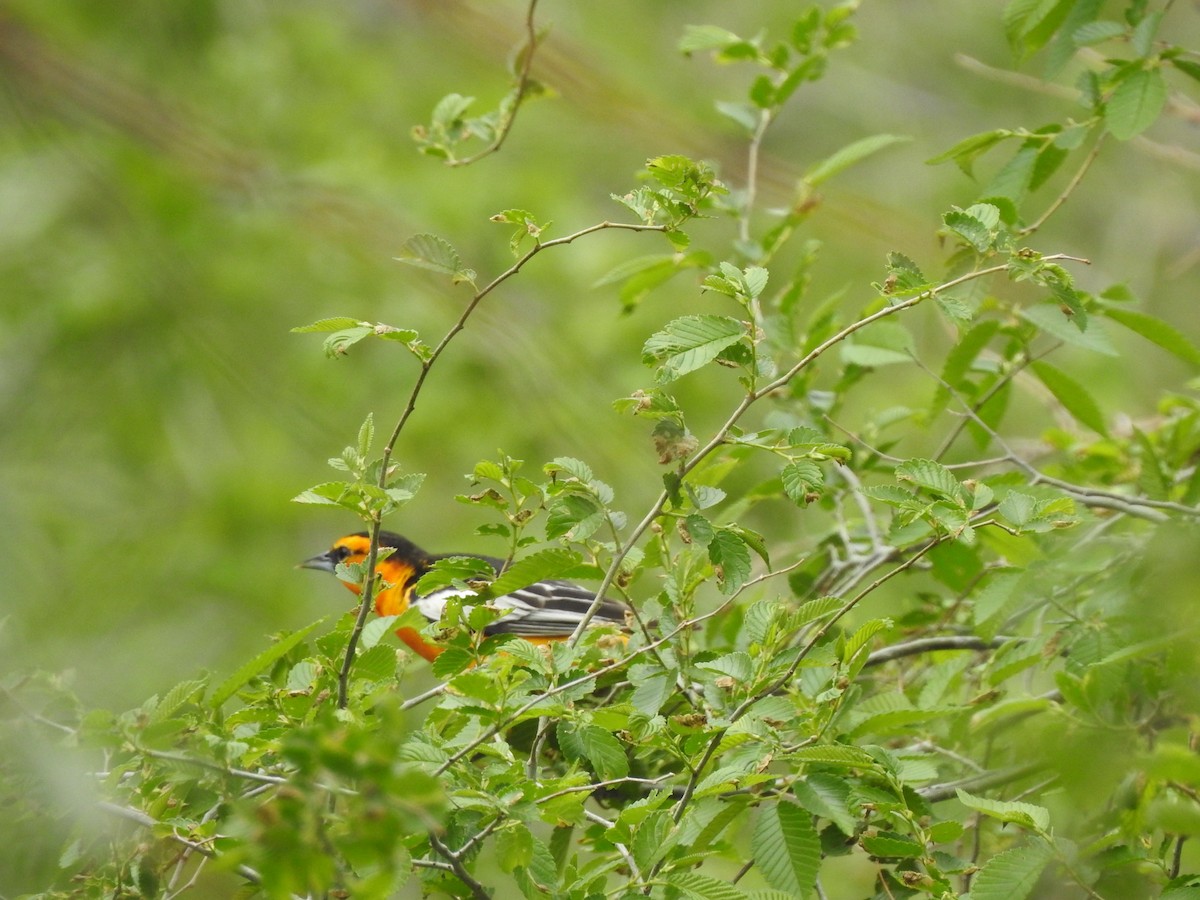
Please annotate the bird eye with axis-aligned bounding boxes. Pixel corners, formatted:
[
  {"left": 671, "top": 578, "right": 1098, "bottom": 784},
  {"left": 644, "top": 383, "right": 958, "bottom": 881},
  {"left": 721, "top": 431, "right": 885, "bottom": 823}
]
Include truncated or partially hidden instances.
[{"left": 332, "top": 546, "right": 351, "bottom": 563}]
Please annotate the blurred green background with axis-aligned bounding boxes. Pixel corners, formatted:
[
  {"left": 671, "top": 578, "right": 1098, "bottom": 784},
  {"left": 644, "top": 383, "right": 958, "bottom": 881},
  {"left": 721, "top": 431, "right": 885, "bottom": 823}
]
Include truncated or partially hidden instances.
[{"left": 2, "top": 0, "right": 1197, "bottom": 711}]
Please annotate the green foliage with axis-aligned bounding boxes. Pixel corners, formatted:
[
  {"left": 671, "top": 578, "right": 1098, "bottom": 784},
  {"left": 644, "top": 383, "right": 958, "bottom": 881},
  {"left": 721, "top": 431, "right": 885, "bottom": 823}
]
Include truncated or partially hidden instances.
[{"left": 4, "top": 1, "right": 1200, "bottom": 899}]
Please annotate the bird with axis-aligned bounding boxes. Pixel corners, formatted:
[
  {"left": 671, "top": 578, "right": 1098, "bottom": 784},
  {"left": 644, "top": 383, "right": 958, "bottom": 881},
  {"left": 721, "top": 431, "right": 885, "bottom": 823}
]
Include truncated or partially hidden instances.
[{"left": 301, "top": 531, "right": 631, "bottom": 662}]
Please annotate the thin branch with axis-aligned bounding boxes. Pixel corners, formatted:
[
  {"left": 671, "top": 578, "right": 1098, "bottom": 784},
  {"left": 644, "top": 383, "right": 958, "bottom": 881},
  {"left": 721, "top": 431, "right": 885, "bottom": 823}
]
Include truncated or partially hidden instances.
[
  {"left": 428, "top": 830, "right": 492, "bottom": 900},
  {"left": 447, "top": 0, "right": 542, "bottom": 167},
  {"left": 1018, "top": 133, "right": 1106, "bottom": 236},
  {"left": 922, "top": 357, "right": 1198, "bottom": 521},
  {"left": 583, "top": 809, "right": 642, "bottom": 882},
  {"left": 97, "top": 802, "right": 269, "bottom": 890},
  {"left": 917, "top": 762, "right": 1045, "bottom": 802},
  {"left": 864, "top": 635, "right": 1017, "bottom": 667},
  {"left": 536, "top": 773, "right": 674, "bottom": 804},
  {"left": 400, "top": 681, "right": 449, "bottom": 711},
  {"left": 136, "top": 748, "right": 290, "bottom": 786},
  {"left": 739, "top": 108, "right": 774, "bottom": 245}
]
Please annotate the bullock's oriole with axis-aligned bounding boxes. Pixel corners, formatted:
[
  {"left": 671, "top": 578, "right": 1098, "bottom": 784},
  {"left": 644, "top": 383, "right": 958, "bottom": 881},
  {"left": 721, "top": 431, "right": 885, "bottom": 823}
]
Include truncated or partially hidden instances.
[{"left": 301, "top": 531, "right": 630, "bottom": 661}]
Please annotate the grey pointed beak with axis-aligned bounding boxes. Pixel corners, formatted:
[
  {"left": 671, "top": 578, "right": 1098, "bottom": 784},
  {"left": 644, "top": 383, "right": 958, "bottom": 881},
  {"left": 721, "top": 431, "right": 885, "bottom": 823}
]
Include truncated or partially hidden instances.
[{"left": 298, "top": 551, "right": 337, "bottom": 573}]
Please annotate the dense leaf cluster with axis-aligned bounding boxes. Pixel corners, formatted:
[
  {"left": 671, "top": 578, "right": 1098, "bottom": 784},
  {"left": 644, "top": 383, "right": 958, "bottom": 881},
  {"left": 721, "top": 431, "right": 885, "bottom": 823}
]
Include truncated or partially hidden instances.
[{"left": 4, "top": 2, "right": 1200, "bottom": 899}]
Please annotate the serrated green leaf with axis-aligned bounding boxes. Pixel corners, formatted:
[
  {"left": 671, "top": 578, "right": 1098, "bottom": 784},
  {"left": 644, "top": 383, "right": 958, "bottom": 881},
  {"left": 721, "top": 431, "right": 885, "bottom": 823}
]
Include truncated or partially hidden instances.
[
  {"left": 1104, "top": 307, "right": 1200, "bottom": 365},
  {"left": 291, "top": 316, "right": 361, "bottom": 333},
  {"left": 487, "top": 548, "right": 583, "bottom": 599},
  {"left": 794, "top": 596, "right": 845, "bottom": 628},
  {"left": 843, "top": 618, "right": 893, "bottom": 663},
  {"left": 788, "top": 743, "right": 878, "bottom": 767},
  {"left": 668, "top": 871, "right": 749, "bottom": 900},
  {"left": 709, "top": 527, "right": 752, "bottom": 595},
  {"left": 395, "top": 233, "right": 477, "bottom": 284},
  {"left": 782, "top": 460, "right": 824, "bottom": 505},
  {"left": 860, "top": 484, "right": 922, "bottom": 509},
  {"left": 631, "top": 667, "right": 675, "bottom": 717},
  {"left": 353, "top": 644, "right": 397, "bottom": 682},
  {"left": 805, "top": 134, "right": 910, "bottom": 186},
  {"left": 577, "top": 724, "right": 628, "bottom": 780},
  {"left": 955, "top": 789, "right": 1051, "bottom": 832},
  {"left": 943, "top": 209, "right": 992, "bottom": 253},
  {"left": 861, "top": 831, "right": 924, "bottom": 858},
  {"left": 752, "top": 800, "right": 820, "bottom": 898},
  {"left": 1072, "top": 20, "right": 1125, "bottom": 46},
  {"left": 210, "top": 619, "right": 324, "bottom": 708},
  {"left": 1031, "top": 360, "right": 1107, "bottom": 435},
  {"left": 430, "top": 647, "right": 474, "bottom": 679},
  {"left": 970, "top": 840, "right": 1054, "bottom": 900},
  {"left": 546, "top": 495, "right": 605, "bottom": 541},
  {"left": 643, "top": 315, "right": 746, "bottom": 383},
  {"left": 148, "top": 678, "right": 207, "bottom": 724},
  {"left": 1106, "top": 68, "right": 1168, "bottom": 140},
  {"left": 896, "top": 458, "right": 964, "bottom": 505},
  {"left": 698, "top": 651, "right": 753, "bottom": 682}
]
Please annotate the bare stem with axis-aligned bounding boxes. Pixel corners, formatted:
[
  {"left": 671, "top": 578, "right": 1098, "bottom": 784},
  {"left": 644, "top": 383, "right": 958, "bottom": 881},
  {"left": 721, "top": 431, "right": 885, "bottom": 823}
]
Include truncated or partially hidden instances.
[{"left": 447, "top": 0, "right": 542, "bottom": 168}]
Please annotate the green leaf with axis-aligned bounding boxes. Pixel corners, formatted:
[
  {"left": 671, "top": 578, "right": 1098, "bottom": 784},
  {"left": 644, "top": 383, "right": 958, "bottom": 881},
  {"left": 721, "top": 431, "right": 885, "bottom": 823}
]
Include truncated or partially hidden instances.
[
  {"left": 430, "top": 92, "right": 474, "bottom": 127},
  {"left": 782, "top": 460, "right": 824, "bottom": 506},
  {"left": 788, "top": 743, "right": 878, "bottom": 767},
  {"left": 353, "top": 644, "right": 397, "bottom": 682},
  {"left": 943, "top": 207, "right": 993, "bottom": 253},
  {"left": 546, "top": 495, "right": 605, "bottom": 541},
  {"left": 430, "top": 647, "right": 474, "bottom": 679},
  {"left": 668, "top": 871, "right": 749, "bottom": 900},
  {"left": 955, "top": 789, "right": 1051, "bottom": 832},
  {"left": 321, "top": 326, "right": 374, "bottom": 358},
  {"left": 861, "top": 831, "right": 924, "bottom": 858},
  {"left": 895, "top": 458, "right": 964, "bottom": 505},
  {"left": 487, "top": 548, "right": 583, "bottom": 598},
  {"left": 926, "top": 129, "right": 1015, "bottom": 177},
  {"left": 148, "top": 678, "right": 207, "bottom": 723},
  {"left": 1105, "top": 68, "right": 1168, "bottom": 140},
  {"left": 495, "top": 823, "right": 535, "bottom": 874},
  {"left": 1072, "top": 20, "right": 1126, "bottom": 46},
  {"left": 643, "top": 315, "right": 746, "bottom": 383},
  {"left": 210, "top": 619, "right": 324, "bottom": 708},
  {"left": 632, "top": 811, "right": 674, "bottom": 874},
  {"left": 843, "top": 618, "right": 893, "bottom": 663},
  {"left": 752, "top": 800, "right": 820, "bottom": 898},
  {"left": 395, "top": 233, "right": 477, "bottom": 285},
  {"left": 631, "top": 667, "right": 675, "bottom": 717},
  {"left": 1019, "top": 304, "right": 1119, "bottom": 356},
  {"left": 1104, "top": 307, "right": 1200, "bottom": 365},
  {"left": 291, "top": 316, "right": 361, "bottom": 333},
  {"left": 804, "top": 134, "right": 910, "bottom": 186},
  {"left": 970, "top": 840, "right": 1055, "bottom": 900},
  {"left": 698, "top": 651, "right": 753, "bottom": 682},
  {"left": 1031, "top": 361, "right": 1107, "bottom": 435},
  {"left": 930, "top": 320, "right": 1000, "bottom": 416},
  {"left": 678, "top": 24, "right": 752, "bottom": 57},
  {"left": 577, "top": 724, "right": 629, "bottom": 780},
  {"left": 709, "top": 527, "right": 752, "bottom": 595}
]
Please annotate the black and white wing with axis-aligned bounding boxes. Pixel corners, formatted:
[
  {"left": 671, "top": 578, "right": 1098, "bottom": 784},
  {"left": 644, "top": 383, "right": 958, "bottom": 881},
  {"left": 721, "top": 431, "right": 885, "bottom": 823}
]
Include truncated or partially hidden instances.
[{"left": 411, "top": 579, "right": 629, "bottom": 636}]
